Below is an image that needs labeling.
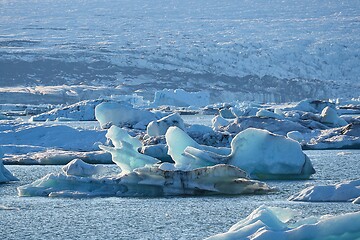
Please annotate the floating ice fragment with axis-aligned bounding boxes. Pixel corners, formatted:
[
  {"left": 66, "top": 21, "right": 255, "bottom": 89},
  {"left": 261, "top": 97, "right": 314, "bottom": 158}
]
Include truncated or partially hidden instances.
[
  {"left": 147, "top": 113, "right": 185, "bottom": 136},
  {"left": 95, "top": 102, "right": 156, "bottom": 129},
  {"left": 62, "top": 159, "right": 106, "bottom": 177},
  {"left": 17, "top": 164, "right": 273, "bottom": 197},
  {"left": 320, "top": 106, "right": 348, "bottom": 127},
  {"left": 205, "top": 206, "right": 360, "bottom": 240},
  {"left": 100, "top": 126, "right": 158, "bottom": 174},
  {"left": 289, "top": 179, "right": 360, "bottom": 202},
  {"left": 166, "top": 126, "right": 315, "bottom": 179}
]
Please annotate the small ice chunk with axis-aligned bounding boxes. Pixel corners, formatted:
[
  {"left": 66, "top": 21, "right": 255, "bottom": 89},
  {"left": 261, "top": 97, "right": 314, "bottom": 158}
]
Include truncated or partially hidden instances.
[
  {"left": 147, "top": 113, "right": 185, "bottom": 136},
  {"left": 0, "top": 149, "right": 19, "bottom": 183},
  {"left": 289, "top": 179, "right": 360, "bottom": 202},
  {"left": 62, "top": 159, "right": 106, "bottom": 177},
  {"left": 100, "top": 126, "right": 158, "bottom": 174},
  {"left": 212, "top": 115, "right": 229, "bottom": 130},
  {"left": 287, "top": 131, "right": 304, "bottom": 143},
  {"left": 320, "top": 106, "right": 348, "bottom": 127},
  {"left": 256, "top": 109, "right": 284, "bottom": 119}
]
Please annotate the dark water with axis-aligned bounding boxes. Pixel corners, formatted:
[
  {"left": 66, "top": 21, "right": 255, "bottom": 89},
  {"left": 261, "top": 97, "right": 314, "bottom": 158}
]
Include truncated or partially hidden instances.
[{"left": 1, "top": 150, "right": 360, "bottom": 240}]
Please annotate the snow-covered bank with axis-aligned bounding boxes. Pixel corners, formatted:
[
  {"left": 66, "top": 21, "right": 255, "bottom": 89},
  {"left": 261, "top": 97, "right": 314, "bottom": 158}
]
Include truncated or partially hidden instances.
[{"left": 205, "top": 206, "right": 360, "bottom": 240}]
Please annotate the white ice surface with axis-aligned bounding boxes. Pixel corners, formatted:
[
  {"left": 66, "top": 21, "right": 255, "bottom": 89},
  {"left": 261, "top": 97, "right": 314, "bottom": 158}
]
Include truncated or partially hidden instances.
[
  {"left": 205, "top": 206, "right": 360, "bottom": 240},
  {"left": 95, "top": 102, "right": 156, "bottom": 129},
  {"left": 17, "top": 164, "right": 273, "bottom": 197},
  {"left": 152, "top": 89, "right": 210, "bottom": 107},
  {"left": 147, "top": 113, "right": 185, "bottom": 137},
  {"left": 166, "top": 127, "right": 314, "bottom": 179},
  {"left": 289, "top": 179, "right": 360, "bottom": 202},
  {"left": 62, "top": 159, "right": 106, "bottom": 177}
]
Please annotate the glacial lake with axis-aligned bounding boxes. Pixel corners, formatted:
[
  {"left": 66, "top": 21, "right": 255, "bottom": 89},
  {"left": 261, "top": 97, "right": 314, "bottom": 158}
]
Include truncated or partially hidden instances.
[{"left": 1, "top": 150, "right": 360, "bottom": 240}]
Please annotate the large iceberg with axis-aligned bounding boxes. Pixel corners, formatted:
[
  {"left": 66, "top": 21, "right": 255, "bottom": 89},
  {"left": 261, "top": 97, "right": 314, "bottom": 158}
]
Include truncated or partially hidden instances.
[
  {"left": 17, "top": 164, "right": 273, "bottom": 197},
  {"left": 0, "top": 149, "right": 18, "bottom": 183},
  {"left": 166, "top": 127, "right": 315, "bottom": 179},
  {"left": 288, "top": 179, "right": 360, "bottom": 203},
  {"left": 205, "top": 206, "right": 360, "bottom": 240}
]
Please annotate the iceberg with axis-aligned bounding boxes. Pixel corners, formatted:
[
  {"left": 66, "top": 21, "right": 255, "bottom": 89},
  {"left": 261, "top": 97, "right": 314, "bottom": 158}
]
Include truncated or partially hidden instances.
[
  {"left": 320, "top": 106, "right": 348, "bottom": 127},
  {"left": 100, "top": 126, "right": 158, "bottom": 174},
  {"left": 288, "top": 179, "right": 360, "bottom": 202},
  {"left": 152, "top": 89, "right": 210, "bottom": 108},
  {"left": 3, "top": 149, "right": 112, "bottom": 165},
  {"left": 147, "top": 113, "right": 185, "bottom": 137},
  {"left": 62, "top": 159, "right": 106, "bottom": 177},
  {"left": 304, "top": 122, "right": 360, "bottom": 149},
  {"left": 30, "top": 99, "right": 105, "bottom": 121},
  {"left": 0, "top": 122, "right": 107, "bottom": 161},
  {"left": 17, "top": 164, "right": 273, "bottom": 197},
  {"left": 166, "top": 126, "right": 315, "bottom": 179},
  {"left": 0, "top": 149, "right": 18, "bottom": 183},
  {"left": 95, "top": 102, "right": 156, "bottom": 129},
  {"left": 205, "top": 206, "right": 360, "bottom": 240}
]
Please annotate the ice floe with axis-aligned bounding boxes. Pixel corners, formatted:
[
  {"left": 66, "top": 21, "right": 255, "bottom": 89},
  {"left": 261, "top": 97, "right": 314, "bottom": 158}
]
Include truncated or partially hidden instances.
[
  {"left": 17, "top": 164, "right": 273, "bottom": 197},
  {"left": 205, "top": 206, "right": 360, "bottom": 240},
  {"left": 288, "top": 179, "right": 360, "bottom": 203}
]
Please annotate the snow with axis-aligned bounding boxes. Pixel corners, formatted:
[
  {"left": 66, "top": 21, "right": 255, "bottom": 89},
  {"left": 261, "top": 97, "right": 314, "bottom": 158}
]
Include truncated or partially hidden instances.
[
  {"left": 288, "top": 179, "right": 360, "bottom": 202},
  {"left": 0, "top": 149, "right": 18, "bottom": 183},
  {"left": 152, "top": 89, "right": 210, "bottom": 107},
  {"left": 17, "top": 164, "right": 273, "bottom": 197},
  {"left": 62, "top": 159, "right": 105, "bottom": 177},
  {"left": 95, "top": 102, "right": 156, "bottom": 129},
  {"left": 146, "top": 113, "right": 185, "bottom": 137},
  {"left": 205, "top": 206, "right": 360, "bottom": 240}
]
